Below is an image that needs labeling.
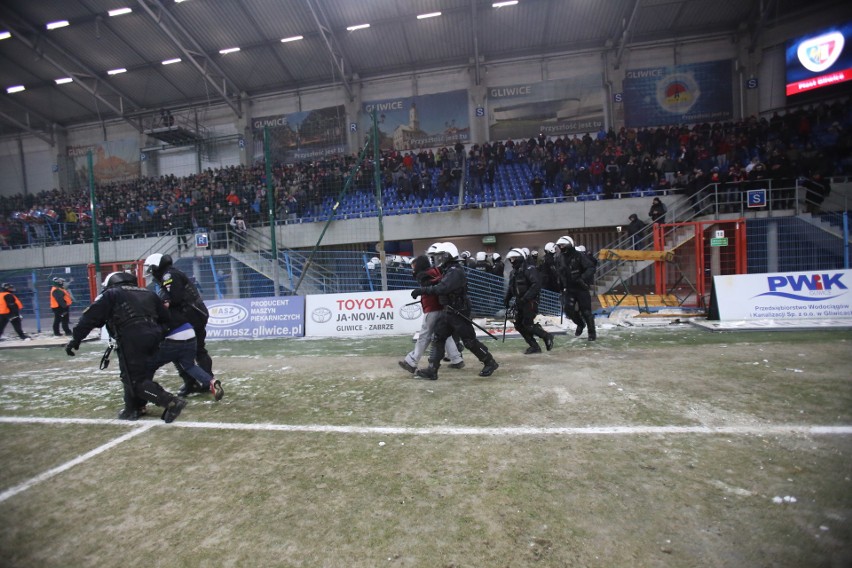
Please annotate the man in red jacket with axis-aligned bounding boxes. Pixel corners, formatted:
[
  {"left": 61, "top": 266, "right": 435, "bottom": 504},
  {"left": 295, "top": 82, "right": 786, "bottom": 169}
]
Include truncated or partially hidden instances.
[{"left": 399, "top": 247, "right": 464, "bottom": 374}]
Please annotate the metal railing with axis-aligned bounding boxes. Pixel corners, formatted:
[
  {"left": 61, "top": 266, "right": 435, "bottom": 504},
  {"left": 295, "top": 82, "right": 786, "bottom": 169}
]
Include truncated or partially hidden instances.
[{"left": 593, "top": 178, "right": 851, "bottom": 294}]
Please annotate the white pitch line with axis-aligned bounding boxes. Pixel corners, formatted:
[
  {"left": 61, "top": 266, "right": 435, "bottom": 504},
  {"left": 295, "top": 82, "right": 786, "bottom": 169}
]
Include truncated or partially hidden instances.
[
  {"left": 0, "top": 422, "right": 156, "bottom": 504},
  {"left": 1, "top": 416, "right": 851, "bottom": 436}
]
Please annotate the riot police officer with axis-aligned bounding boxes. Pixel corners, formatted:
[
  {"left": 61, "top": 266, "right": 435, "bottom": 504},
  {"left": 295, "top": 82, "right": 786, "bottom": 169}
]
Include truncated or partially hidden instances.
[
  {"left": 504, "top": 248, "right": 554, "bottom": 354},
  {"left": 65, "top": 271, "right": 185, "bottom": 422},
  {"left": 555, "top": 236, "right": 597, "bottom": 341},
  {"left": 411, "top": 242, "right": 499, "bottom": 380},
  {"left": 490, "top": 252, "right": 505, "bottom": 278},
  {"left": 144, "top": 253, "right": 213, "bottom": 396},
  {"left": 539, "top": 242, "right": 561, "bottom": 293},
  {"left": 50, "top": 277, "right": 73, "bottom": 336},
  {"left": 473, "top": 252, "right": 491, "bottom": 273}
]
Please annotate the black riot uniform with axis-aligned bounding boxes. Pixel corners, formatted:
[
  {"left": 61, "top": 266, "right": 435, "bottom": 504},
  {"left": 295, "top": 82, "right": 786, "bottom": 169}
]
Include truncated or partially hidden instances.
[
  {"left": 504, "top": 251, "right": 554, "bottom": 354},
  {"left": 65, "top": 272, "right": 185, "bottom": 422},
  {"left": 411, "top": 248, "right": 498, "bottom": 380},
  {"left": 490, "top": 254, "right": 505, "bottom": 278},
  {"left": 556, "top": 239, "right": 597, "bottom": 340},
  {"left": 540, "top": 250, "right": 561, "bottom": 293},
  {"left": 146, "top": 254, "right": 212, "bottom": 396}
]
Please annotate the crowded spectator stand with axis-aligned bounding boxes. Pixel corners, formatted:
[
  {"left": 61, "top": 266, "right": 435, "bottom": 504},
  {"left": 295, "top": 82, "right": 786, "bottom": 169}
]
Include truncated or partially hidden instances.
[{"left": 1, "top": 99, "right": 849, "bottom": 249}]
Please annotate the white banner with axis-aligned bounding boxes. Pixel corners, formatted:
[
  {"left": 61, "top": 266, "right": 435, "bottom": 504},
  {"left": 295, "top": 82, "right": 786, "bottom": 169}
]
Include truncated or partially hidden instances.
[
  {"left": 713, "top": 269, "right": 852, "bottom": 321},
  {"left": 305, "top": 290, "right": 424, "bottom": 337}
]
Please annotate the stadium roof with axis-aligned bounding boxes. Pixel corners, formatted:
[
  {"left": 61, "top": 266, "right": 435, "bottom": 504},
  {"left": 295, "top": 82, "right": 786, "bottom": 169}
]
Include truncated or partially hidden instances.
[{"left": 0, "top": 0, "right": 846, "bottom": 143}]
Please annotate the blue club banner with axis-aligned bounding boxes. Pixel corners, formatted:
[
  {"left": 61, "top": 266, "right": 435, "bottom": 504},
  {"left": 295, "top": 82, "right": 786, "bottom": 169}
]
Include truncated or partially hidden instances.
[{"left": 623, "top": 60, "right": 733, "bottom": 128}]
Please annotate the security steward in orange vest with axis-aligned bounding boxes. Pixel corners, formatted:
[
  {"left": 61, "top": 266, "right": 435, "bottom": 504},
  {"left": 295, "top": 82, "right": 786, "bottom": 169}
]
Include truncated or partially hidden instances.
[
  {"left": 0, "top": 283, "right": 31, "bottom": 341},
  {"left": 50, "top": 277, "right": 73, "bottom": 336}
]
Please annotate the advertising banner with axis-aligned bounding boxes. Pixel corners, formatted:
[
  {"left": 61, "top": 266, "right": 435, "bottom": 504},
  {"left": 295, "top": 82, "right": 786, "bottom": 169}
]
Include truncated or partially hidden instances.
[
  {"left": 785, "top": 22, "right": 852, "bottom": 96},
  {"left": 623, "top": 60, "right": 733, "bottom": 128},
  {"left": 251, "top": 106, "right": 347, "bottom": 163},
  {"left": 67, "top": 139, "right": 141, "bottom": 184},
  {"left": 205, "top": 296, "right": 305, "bottom": 340},
  {"left": 487, "top": 76, "right": 604, "bottom": 139},
  {"left": 712, "top": 269, "right": 852, "bottom": 321},
  {"left": 360, "top": 90, "right": 469, "bottom": 151},
  {"left": 305, "top": 290, "right": 424, "bottom": 337}
]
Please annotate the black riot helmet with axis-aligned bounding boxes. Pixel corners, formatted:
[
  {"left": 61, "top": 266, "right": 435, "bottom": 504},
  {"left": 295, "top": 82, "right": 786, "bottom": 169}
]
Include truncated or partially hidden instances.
[{"left": 102, "top": 271, "right": 136, "bottom": 289}]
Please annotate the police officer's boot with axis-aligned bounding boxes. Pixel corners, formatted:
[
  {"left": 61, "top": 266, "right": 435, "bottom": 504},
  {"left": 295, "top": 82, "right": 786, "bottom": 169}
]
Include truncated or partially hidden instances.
[
  {"left": 532, "top": 323, "right": 554, "bottom": 351},
  {"left": 417, "top": 341, "right": 444, "bottom": 380},
  {"left": 415, "top": 364, "right": 439, "bottom": 380},
  {"left": 117, "top": 407, "right": 140, "bottom": 421},
  {"left": 178, "top": 379, "right": 206, "bottom": 396},
  {"left": 524, "top": 341, "right": 541, "bottom": 354},
  {"left": 582, "top": 310, "right": 597, "bottom": 341},
  {"left": 161, "top": 396, "right": 187, "bottom": 423},
  {"left": 479, "top": 355, "right": 499, "bottom": 377},
  {"left": 520, "top": 329, "right": 541, "bottom": 354}
]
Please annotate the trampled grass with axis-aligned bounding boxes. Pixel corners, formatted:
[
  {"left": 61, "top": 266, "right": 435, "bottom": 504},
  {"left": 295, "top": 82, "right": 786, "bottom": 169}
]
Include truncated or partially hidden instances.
[{"left": 1, "top": 326, "right": 850, "bottom": 567}]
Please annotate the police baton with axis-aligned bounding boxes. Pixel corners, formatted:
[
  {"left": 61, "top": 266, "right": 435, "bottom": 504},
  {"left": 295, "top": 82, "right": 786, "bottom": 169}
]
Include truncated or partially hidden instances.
[
  {"left": 99, "top": 341, "right": 114, "bottom": 370},
  {"left": 446, "top": 305, "right": 499, "bottom": 340},
  {"left": 502, "top": 298, "right": 514, "bottom": 343}
]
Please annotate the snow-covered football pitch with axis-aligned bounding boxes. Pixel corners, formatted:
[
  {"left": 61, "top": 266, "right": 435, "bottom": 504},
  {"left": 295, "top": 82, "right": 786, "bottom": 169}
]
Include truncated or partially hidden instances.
[{"left": 1, "top": 325, "right": 850, "bottom": 567}]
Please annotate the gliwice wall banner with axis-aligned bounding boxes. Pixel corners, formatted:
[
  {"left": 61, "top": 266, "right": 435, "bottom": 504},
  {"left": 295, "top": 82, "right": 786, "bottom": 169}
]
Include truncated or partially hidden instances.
[
  {"left": 252, "top": 106, "right": 347, "bottom": 163},
  {"left": 360, "top": 91, "right": 470, "bottom": 151},
  {"left": 623, "top": 60, "right": 733, "bottom": 128},
  {"left": 487, "top": 76, "right": 604, "bottom": 140}
]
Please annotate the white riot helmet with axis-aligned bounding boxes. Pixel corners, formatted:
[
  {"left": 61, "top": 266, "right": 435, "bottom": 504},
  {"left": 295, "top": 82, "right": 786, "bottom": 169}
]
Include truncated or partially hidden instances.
[
  {"left": 521, "top": 247, "right": 530, "bottom": 257},
  {"left": 530, "top": 249, "right": 539, "bottom": 258},
  {"left": 460, "top": 250, "right": 471, "bottom": 260},
  {"left": 434, "top": 242, "right": 459, "bottom": 266},
  {"left": 556, "top": 235, "right": 575, "bottom": 251},
  {"left": 506, "top": 247, "right": 526, "bottom": 265},
  {"left": 492, "top": 252, "right": 501, "bottom": 261},
  {"left": 544, "top": 242, "right": 556, "bottom": 254},
  {"left": 576, "top": 245, "right": 587, "bottom": 253},
  {"left": 476, "top": 251, "right": 487, "bottom": 262},
  {"left": 426, "top": 242, "right": 442, "bottom": 266},
  {"left": 144, "top": 253, "right": 173, "bottom": 277}
]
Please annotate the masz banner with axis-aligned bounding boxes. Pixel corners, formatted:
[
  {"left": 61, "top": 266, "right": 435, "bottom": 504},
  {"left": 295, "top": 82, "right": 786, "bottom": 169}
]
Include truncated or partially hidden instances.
[
  {"left": 360, "top": 90, "right": 469, "bottom": 151},
  {"left": 623, "top": 60, "right": 733, "bottom": 128},
  {"left": 251, "top": 106, "right": 347, "bottom": 163},
  {"left": 205, "top": 296, "right": 305, "bottom": 340},
  {"left": 487, "top": 76, "right": 604, "bottom": 139},
  {"left": 712, "top": 269, "right": 852, "bottom": 321},
  {"left": 305, "top": 290, "right": 423, "bottom": 338}
]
